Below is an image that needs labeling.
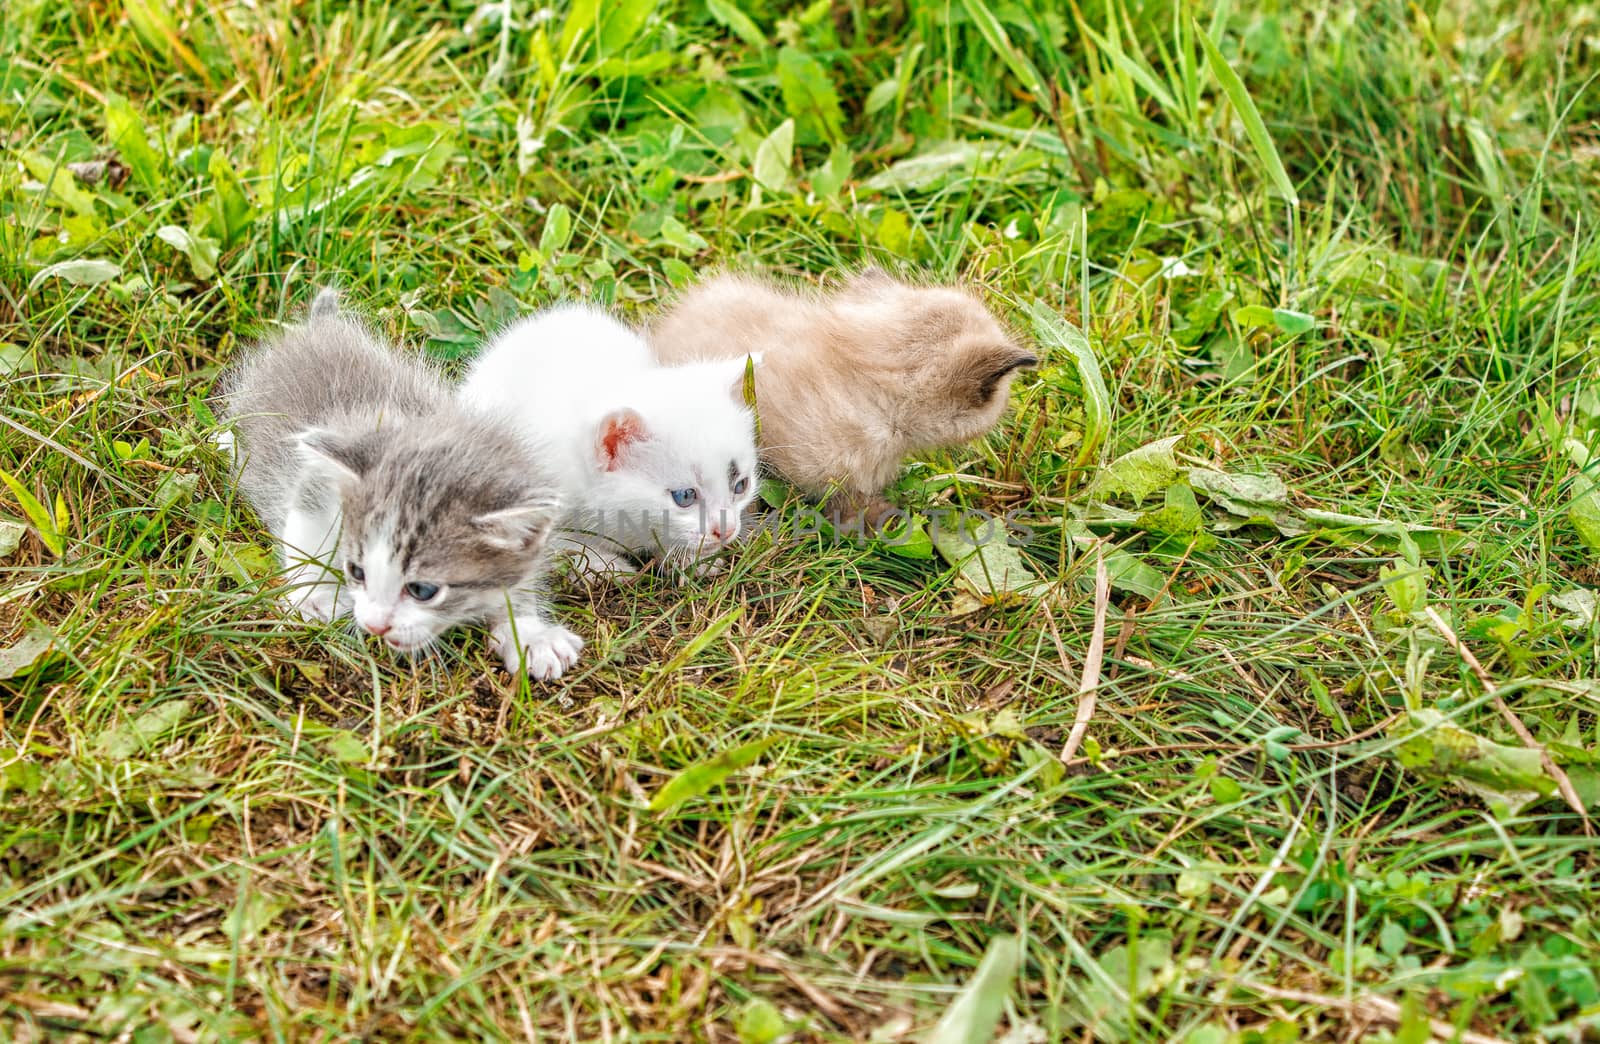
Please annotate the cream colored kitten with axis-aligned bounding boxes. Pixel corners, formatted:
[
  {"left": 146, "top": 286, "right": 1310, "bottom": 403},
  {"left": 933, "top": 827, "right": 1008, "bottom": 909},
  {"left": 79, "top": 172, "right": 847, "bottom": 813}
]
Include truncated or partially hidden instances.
[{"left": 647, "top": 269, "right": 1036, "bottom": 522}]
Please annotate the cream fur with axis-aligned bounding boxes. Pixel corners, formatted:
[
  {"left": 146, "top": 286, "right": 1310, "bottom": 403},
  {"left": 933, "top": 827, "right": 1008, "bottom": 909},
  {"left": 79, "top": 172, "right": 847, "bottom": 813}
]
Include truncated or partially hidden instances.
[{"left": 647, "top": 269, "right": 1036, "bottom": 513}]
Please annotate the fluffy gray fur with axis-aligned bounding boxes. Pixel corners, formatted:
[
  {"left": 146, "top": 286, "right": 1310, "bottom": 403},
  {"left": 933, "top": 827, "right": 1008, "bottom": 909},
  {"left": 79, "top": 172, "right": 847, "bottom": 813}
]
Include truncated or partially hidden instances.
[{"left": 217, "top": 289, "right": 583, "bottom": 680}]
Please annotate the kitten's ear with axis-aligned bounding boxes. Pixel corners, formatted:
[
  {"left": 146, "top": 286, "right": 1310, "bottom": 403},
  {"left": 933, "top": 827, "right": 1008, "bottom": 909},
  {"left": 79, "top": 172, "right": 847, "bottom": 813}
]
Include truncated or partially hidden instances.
[
  {"left": 296, "top": 428, "right": 376, "bottom": 484},
  {"left": 309, "top": 287, "right": 341, "bottom": 320},
  {"left": 473, "top": 499, "right": 559, "bottom": 553},
  {"left": 594, "top": 409, "right": 651, "bottom": 471},
  {"left": 961, "top": 342, "right": 1039, "bottom": 407}
]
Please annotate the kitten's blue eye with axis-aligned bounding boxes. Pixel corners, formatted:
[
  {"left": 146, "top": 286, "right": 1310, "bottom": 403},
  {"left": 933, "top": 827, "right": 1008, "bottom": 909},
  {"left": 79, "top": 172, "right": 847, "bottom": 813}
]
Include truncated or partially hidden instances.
[
  {"left": 732, "top": 477, "right": 749, "bottom": 495},
  {"left": 348, "top": 564, "right": 365, "bottom": 583},
  {"left": 405, "top": 582, "right": 440, "bottom": 602},
  {"left": 671, "top": 488, "right": 699, "bottom": 508}
]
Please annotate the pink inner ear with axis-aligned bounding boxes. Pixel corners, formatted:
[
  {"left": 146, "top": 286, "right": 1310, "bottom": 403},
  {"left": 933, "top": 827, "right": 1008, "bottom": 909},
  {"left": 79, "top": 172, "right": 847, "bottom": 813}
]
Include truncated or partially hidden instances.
[{"left": 597, "top": 411, "right": 648, "bottom": 471}]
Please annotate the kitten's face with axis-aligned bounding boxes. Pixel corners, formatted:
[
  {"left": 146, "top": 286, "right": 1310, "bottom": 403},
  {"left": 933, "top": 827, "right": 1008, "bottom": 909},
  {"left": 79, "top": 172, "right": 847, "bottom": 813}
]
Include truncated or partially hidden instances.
[
  {"left": 300, "top": 421, "right": 556, "bottom": 654},
  {"left": 585, "top": 362, "right": 760, "bottom": 558}
]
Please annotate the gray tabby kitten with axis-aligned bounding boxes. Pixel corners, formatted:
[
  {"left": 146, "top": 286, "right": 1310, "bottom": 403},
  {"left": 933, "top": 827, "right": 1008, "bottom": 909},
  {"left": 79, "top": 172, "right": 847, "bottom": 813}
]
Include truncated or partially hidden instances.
[{"left": 219, "top": 290, "right": 583, "bottom": 680}]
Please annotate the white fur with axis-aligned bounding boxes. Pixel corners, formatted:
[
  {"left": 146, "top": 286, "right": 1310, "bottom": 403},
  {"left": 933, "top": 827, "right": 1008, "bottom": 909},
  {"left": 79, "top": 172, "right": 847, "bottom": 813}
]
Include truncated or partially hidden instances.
[
  {"left": 459, "top": 305, "right": 761, "bottom": 569},
  {"left": 347, "top": 531, "right": 431, "bottom": 651}
]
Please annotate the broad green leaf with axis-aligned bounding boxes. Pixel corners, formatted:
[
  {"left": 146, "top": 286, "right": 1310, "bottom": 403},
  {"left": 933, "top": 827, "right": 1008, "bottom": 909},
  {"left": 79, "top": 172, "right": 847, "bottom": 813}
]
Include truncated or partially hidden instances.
[
  {"left": 1392, "top": 709, "right": 1558, "bottom": 817},
  {"left": 1189, "top": 467, "right": 1303, "bottom": 534},
  {"left": 926, "top": 934, "right": 1021, "bottom": 1044},
  {"left": 1551, "top": 588, "right": 1598, "bottom": 629},
  {"left": 752, "top": 119, "right": 794, "bottom": 193},
  {"left": 861, "top": 140, "right": 1008, "bottom": 193},
  {"left": 1088, "top": 436, "right": 1183, "bottom": 506},
  {"left": 1232, "top": 304, "right": 1275, "bottom": 329},
  {"left": 1172, "top": 290, "right": 1233, "bottom": 347},
  {"left": 540, "top": 203, "right": 574, "bottom": 255},
  {"left": 1136, "top": 480, "right": 1214, "bottom": 550},
  {"left": 758, "top": 478, "right": 789, "bottom": 511},
  {"left": 194, "top": 534, "right": 275, "bottom": 586},
  {"left": 1298, "top": 508, "right": 1461, "bottom": 554},
  {"left": 1196, "top": 26, "right": 1298, "bottom": 206},
  {"left": 1, "top": 760, "right": 45, "bottom": 797},
  {"left": 105, "top": 94, "right": 164, "bottom": 191},
  {"left": 810, "top": 143, "right": 852, "bottom": 199},
  {"left": 0, "top": 466, "right": 63, "bottom": 556},
  {"left": 1379, "top": 559, "right": 1430, "bottom": 616},
  {"left": 932, "top": 518, "right": 1045, "bottom": 611},
  {"left": 1066, "top": 524, "right": 1167, "bottom": 599},
  {"left": 1210, "top": 776, "right": 1243, "bottom": 803},
  {"left": 155, "top": 225, "right": 220, "bottom": 279},
  {"left": 776, "top": 46, "right": 844, "bottom": 144},
  {"left": 29, "top": 259, "right": 121, "bottom": 290},
  {"left": 370, "top": 123, "right": 456, "bottom": 190},
  {"left": 0, "top": 344, "right": 32, "bottom": 376},
  {"left": 91, "top": 698, "right": 191, "bottom": 759},
  {"left": 597, "top": 0, "right": 656, "bottom": 55},
  {"left": 649, "top": 736, "right": 777, "bottom": 812},
  {"left": 736, "top": 996, "right": 787, "bottom": 1044},
  {"left": 876, "top": 208, "right": 910, "bottom": 255},
  {"left": 1189, "top": 467, "right": 1289, "bottom": 511},
  {"left": 1569, "top": 765, "right": 1600, "bottom": 810},
  {"left": 1074, "top": 935, "right": 1175, "bottom": 1033},
  {"left": 864, "top": 78, "right": 899, "bottom": 115},
  {"left": 1271, "top": 308, "right": 1316, "bottom": 335},
  {"left": 1026, "top": 303, "right": 1110, "bottom": 468},
  {"left": 592, "top": 51, "right": 674, "bottom": 80},
  {"left": 706, "top": 0, "right": 765, "bottom": 47},
  {"left": 958, "top": 0, "right": 1049, "bottom": 103},
  {"left": 557, "top": 0, "right": 601, "bottom": 55},
  {"left": 1563, "top": 434, "right": 1597, "bottom": 472},
  {"left": 322, "top": 729, "right": 368, "bottom": 765},
  {"left": 658, "top": 215, "right": 708, "bottom": 253},
  {"left": 207, "top": 150, "right": 253, "bottom": 248},
  {"left": 21, "top": 151, "right": 98, "bottom": 218},
  {"left": 1570, "top": 475, "right": 1600, "bottom": 551},
  {"left": 878, "top": 512, "right": 934, "bottom": 560},
  {"left": 661, "top": 257, "right": 694, "bottom": 287},
  {"left": 1176, "top": 868, "right": 1213, "bottom": 899},
  {"left": 1192, "top": 468, "right": 1462, "bottom": 551},
  {"left": 0, "top": 628, "right": 57, "bottom": 681}
]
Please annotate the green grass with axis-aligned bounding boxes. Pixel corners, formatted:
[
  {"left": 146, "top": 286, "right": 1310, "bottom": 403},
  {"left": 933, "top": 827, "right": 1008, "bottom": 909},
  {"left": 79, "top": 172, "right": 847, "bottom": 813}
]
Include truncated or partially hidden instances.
[{"left": 3, "top": 0, "right": 1600, "bottom": 1040}]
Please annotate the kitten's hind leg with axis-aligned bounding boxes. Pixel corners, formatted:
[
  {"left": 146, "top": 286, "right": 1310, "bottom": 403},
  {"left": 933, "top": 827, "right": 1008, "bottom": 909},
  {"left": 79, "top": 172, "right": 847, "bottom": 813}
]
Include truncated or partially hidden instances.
[
  {"left": 489, "top": 594, "right": 584, "bottom": 682},
  {"left": 278, "top": 484, "right": 346, "bottom": 622},
  {"left": 825, "top": 489, "right": 901, "bottom": 533},
  {"left": 555, "top": 533, "right": 639, "bottom": 578}
]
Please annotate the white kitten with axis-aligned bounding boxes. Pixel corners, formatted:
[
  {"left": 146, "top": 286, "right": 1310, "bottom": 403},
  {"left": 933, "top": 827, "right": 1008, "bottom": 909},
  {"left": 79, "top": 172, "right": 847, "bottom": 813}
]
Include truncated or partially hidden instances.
[{"left": 458, "top": 304, "right": 760, "bottom": 572}]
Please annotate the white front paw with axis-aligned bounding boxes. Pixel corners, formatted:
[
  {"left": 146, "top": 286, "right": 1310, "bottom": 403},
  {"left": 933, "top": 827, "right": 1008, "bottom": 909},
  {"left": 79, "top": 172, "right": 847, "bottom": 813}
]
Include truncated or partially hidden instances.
[
  {"left": 689, "top": 555, "right": 728, "bottom": 579},
  {"left": 283, "top": 574, "right": 342, "bottom": 622},
  {"left": 491, "top": 622, "right": 584, "bottom": 681}
]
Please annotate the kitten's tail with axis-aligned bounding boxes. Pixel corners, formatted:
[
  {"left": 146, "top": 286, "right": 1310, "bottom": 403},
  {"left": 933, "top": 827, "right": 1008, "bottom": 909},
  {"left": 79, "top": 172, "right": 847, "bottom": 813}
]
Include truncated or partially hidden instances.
[{"left": 310, "top": 287, "right": 341, "bottom": 320}]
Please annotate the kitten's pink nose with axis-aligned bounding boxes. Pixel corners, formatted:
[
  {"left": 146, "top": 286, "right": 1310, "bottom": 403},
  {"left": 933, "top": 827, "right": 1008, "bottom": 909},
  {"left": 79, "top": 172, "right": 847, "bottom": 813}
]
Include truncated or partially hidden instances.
[
  {"left": 709, "top": 522, "right": 737, "bottom": 544},
  {"left": 364, "top": 620, "right": 391, "bottom": 637}
]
